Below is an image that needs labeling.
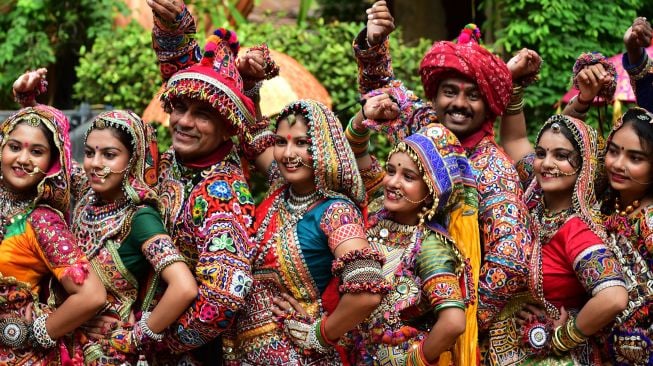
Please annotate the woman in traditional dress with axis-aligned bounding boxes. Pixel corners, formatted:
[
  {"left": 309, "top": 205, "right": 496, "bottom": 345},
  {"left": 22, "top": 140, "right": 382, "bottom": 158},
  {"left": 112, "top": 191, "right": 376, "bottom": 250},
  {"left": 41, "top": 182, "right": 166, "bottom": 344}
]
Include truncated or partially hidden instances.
[
  {"left": 70, "top": 110, "right": 198, "bottom": 364},
  {"left": 492, "top": 114, "right": 627, "bottom": 365},
  {"left": 345, "top": 118, "right": 481, "bottom": 365},
  {"left": 0, "top": 103, "right": 106, "bottom": 364},
  {"left": 602, "top": 108, "right": 653, "bottom": 365},
  {"left": 223, "top": 99, "right": 389, "bottom": 365}
]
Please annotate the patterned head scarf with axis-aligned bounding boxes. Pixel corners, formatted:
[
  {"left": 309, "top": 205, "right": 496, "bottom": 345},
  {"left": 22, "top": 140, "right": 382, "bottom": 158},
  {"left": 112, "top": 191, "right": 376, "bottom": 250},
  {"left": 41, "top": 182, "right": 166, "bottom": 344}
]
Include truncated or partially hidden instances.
[
  {"left": 525, "top": 115, "right": 606, "bottom": 241},
  {"left": 419, "top": 24, "right": 512, "bottom": 149},
  {"left": 0, "top": 105, "right": 72, "bottom": 215},
  {"left": 389, "top": 123, "right": 480, "bottom": 366},
  {"left": 160, "top": 28, "right": 256, "bottom": 140},
  {"left": 85, "top": 110, "right": 159, "bottom": 206},
  {"left": 392, "top": 123, "right": 477, "bottom": 232},
  {"left": 275, "top": 100, "right": 366, "bottom": 206}
]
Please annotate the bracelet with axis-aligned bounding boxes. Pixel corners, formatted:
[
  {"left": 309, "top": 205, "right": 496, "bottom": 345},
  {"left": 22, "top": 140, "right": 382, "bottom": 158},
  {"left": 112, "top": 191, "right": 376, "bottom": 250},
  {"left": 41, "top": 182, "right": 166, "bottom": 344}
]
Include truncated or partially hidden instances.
[
  {"left": 243, "top": 81, "right": 262, "bottom": 98},
  {"left": 570, "top": 96, "right": 590, "bottom": 114},
  {"left": 347, "top": 116, "right": 371, "bottom": 139},
  {"left": 359, "top": 98, "right": 370, "bottom": 120},
  {"left": 505, "top": 84, "right": 525, "bottom": 115},
  {"left": 406, "top": 340, "right": 439, "bottom": 366},
  {"left": 138, "top": 311, "right": 164, "bottom": 342},
  {"left": 318, "top": 316, "right": 339, "bottom": 347},
  {"left": 565, "top": 317, "right": 587, "bottom": 344},
  {"left": 576, "top": 93, "right": 594, "bottom": 106},
  {"left": 32, "top": 315, "right": 56, "bottom": 349}
]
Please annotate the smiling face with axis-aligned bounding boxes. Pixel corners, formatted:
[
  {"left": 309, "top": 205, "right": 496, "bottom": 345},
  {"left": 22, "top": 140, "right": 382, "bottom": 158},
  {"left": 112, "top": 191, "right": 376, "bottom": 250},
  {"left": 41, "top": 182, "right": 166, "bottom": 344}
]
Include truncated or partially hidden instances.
[
  {"left": 83, "top": 128, "right": 131, "bottom": 202},
  {"left": 606, "top": 123, "right": 653, "bottom": 203},
  {"left": 273, "top": 116, "right": 316, "bottom": 195},
  {"left": 383, "top": 151, "right": 432, "bottom": 225},
  {"left": 168, "top": 97, "right": 231, "bottom": 162},
  {"left": 1, "top": 123, "right": 52, "bottom": 194},
  {"left": 431, "top": 77, "right": 487, "bottom": 139},
  {"left": 534, "top": 128, "right": 580, "bottom": 206}
]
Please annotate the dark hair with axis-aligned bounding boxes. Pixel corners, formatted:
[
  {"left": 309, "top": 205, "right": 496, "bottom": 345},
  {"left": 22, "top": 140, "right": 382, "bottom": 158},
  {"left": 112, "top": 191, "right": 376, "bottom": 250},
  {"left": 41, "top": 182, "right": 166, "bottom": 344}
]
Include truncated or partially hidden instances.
[
  {"left": 91, "top": 125, "right": 134, "bottom": 157},
  {"left": 538, "top": 120, "right": 581, "bottom": 169},
  {"left": 618, "top": 108, "right": 653, "bottom": 157}
]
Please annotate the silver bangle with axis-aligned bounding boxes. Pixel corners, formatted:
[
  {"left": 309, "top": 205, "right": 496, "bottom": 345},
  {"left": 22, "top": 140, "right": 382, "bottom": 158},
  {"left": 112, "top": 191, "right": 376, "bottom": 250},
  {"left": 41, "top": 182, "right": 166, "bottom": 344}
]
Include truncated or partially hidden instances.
[
  {"left": 244, "top": 81, "right": 262, "bottom": 98},
  {"left": 32, "top": 315, "right": 56, "bottom": 349},
  {"left": 138, "top": 312, "right": 164, "bottom": 342}
]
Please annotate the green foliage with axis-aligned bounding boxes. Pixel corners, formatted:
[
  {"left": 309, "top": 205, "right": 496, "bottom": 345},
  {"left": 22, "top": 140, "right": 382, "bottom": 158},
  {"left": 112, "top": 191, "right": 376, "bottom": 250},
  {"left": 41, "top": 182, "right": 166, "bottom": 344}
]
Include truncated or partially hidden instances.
[
  {"left": 237, "top": 19, "right": 431, "bottom": 158},
  {"left": 314, "top": 0, "right": 373, "bottom": 23},
  {"left": 73, "top": 22, "right": 161, "bottom": 115},
  {"left": 185, "top": 0, "right": 250, "bottom": 33},
  {"left": 0, "top": 0, "right": 127, "bottom": 108},
  {"left": 483, "top": 0, "right": 646, "bottom": 140}
]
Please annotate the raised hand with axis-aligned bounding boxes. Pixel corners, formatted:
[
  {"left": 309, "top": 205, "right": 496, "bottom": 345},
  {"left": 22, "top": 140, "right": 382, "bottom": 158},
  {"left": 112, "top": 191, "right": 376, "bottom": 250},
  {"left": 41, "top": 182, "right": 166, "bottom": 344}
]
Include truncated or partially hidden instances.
[
  {"left": 146, "top": 0, "right": 184, "bottom": 23},
  {"left": 576, "top": 63, "right": 612, "bottom": 101},
  {"left": 237, "top": 49, "right": 267, "bottom": 82},
  {"left": 363, "top": 93, "right": 399, "bottom": 121},
  {"left": 366, "top": 1, "right": 395, "bottom": 47},
  {"left": 624, "top": 17, "right": 652, "bottom": 53},
  {"left": 506, "top": 48, "right": 541, "bottom": 85},
  {"left": 13, "top": 68, "right": 47, "bottom": 95}
]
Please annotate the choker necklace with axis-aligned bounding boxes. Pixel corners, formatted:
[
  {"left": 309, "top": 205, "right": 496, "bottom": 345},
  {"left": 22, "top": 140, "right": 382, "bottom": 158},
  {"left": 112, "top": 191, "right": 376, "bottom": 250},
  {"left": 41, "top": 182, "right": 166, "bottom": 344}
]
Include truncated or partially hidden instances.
[
  {"left": 286, "top": 188, "right": 320, "bottom": 213},
  {"left": 614, "top": 197, "right": 641, "bottom": 217},
  {"left": 538, "top": 206, "right": 574, "bottom": 243}
]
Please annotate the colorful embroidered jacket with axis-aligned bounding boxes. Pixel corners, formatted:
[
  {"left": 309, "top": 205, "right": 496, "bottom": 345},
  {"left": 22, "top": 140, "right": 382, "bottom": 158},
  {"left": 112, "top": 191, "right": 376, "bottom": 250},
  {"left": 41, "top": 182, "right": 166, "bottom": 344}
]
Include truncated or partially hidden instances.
[
  {"left": 623, "top": 50, "right": 653, "bottom": 113},
  {"left": 152, "top": 6, "right": 256, "bottom": 359},
  {"left": 0, "top": 205, "right": 89, "bottom": 365},
  {"left": 604, "top": 205, "right": 653, "bottom": 366},
  {"left": 352, "top": 32, "right": 532, "bottom": 331},
  {"left": 157, "top": 148, "right": 256, "bottom": 355}
]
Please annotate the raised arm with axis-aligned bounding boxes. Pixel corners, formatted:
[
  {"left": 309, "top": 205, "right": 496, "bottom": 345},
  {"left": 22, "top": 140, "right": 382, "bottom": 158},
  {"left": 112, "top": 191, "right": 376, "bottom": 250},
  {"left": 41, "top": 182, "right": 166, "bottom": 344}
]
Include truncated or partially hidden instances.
[
  {"left": 562, "top": 63, "right": 613, "bottom": 120},
  {"left": 499, "top": 49, "right": 541, "bottom": 163},
  {"left": 147, "top": 0, "right": 200, "bottom": 82},
  {"left": 353, "top": 1, "right": 396, "bottom": 94},
  {"left": 623, "top": 17, "right": 653, "bottom": 112}
]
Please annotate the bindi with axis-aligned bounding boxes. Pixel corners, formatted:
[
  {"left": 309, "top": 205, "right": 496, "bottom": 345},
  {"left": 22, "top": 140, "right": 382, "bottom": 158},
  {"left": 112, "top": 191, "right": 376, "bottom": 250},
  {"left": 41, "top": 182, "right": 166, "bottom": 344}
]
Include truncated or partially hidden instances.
[
  {"left": 287, "top": 134, "right": 292, "bottom": 140},
  {"left": 23, "top": 142, "right": 29, "bottom": 148}
]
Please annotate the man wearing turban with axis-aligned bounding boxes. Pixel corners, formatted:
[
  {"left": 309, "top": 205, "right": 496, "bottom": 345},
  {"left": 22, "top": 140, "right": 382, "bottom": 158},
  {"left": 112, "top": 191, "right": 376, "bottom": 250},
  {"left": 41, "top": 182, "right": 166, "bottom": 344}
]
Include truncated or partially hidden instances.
[{"left": 349, "top": 1, "right": 533, "bottom": 345}]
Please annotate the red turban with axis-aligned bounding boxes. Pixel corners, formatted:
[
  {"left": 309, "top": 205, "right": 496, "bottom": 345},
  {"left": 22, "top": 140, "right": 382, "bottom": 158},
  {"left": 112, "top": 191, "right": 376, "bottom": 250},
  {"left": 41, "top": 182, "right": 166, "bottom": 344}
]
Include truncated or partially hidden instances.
[{"left": 419, "top": 26, "right": 512, "bottom": 148}]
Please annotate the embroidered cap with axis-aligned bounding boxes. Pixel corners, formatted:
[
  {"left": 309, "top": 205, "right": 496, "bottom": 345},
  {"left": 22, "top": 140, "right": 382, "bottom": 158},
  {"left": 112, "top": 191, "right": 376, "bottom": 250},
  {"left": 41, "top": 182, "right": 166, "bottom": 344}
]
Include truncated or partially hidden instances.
[{"left": 160, "top": 28, "right": 256, "bottom": 139}]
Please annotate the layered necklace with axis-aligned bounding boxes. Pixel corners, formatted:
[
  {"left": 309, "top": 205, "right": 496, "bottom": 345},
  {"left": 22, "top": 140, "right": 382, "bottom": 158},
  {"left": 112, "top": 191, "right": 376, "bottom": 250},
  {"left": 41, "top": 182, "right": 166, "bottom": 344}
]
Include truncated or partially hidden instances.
[
  {"left": 0, "top": 183, "right": 33, "bottom": 242},
  {"left": 536, "top": 204, "right": 575, "bottom": 244},
  {"left": 75, "top": 192, "right": 134, "bottom": 258},
  {"left": 285, "top": 187, "right": 321, "bottom": 214}
]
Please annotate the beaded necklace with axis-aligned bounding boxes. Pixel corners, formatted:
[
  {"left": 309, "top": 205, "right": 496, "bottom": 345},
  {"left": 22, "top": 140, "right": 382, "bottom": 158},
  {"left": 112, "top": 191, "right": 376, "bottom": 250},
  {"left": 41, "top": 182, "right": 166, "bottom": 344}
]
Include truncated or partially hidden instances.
[
  {"left": 286, "top": 187, "right": 320, "bottom": 214},
  {"left": 75, "top": 192, "right": 134, "bottom": 258},
  {"left": 0, "top": 183, "right": 33, "bottom": 242},
  {"left": 614, "top": 197, "right": 641, "bottom": 217},
  {"left": 531, "top": 203, "right": 575, "bottom": 318},
  {"left": 537, "top": 205, "right": 575, "bottom": 244}
]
